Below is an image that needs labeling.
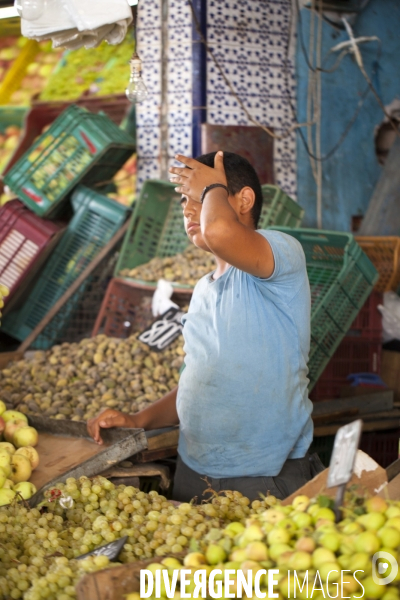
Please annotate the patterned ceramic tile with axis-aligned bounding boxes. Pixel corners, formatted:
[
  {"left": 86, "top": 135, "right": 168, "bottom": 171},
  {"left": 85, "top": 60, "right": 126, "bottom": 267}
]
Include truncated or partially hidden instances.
[
  {"left": 136, "top": 0, "right": 192, "bottom": 188},
  {"left": 206, "top": 0, "right": 297, "bottom": 198}
]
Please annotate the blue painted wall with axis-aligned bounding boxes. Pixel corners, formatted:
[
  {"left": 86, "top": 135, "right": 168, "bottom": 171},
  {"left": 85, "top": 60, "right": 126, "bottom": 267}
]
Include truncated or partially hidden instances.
[{"left": 296, "top": 0, "right": 400, "bottom": 231}]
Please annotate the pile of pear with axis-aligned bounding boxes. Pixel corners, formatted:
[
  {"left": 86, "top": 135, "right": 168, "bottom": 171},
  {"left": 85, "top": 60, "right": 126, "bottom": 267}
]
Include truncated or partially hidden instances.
[{"left": 133, "top": 494, "right": 400, "bottom": 600}]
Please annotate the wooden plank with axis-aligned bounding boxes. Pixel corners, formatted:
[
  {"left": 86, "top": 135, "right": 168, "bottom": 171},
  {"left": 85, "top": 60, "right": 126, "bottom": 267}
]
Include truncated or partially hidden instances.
[
  {"left": 133, "top": 446, "right": 178, "bottom": 463},
  {"left": 0, "top": 350, "right": 23, "bottom": 370},
  {"left": 312, "top": 409, "right": 359, "bottom": 425},
  {"left": 386, "top": 458, "right": 400, "bottom": 482},
  {"left": 315, "top": 418, "right": 400, "bottom": 437},
  {"left": 101, "top": 462, "right": 171, "bottom": 490},
  {"left": 146, "top": 426, "right": 179, "bottom": 451},
  {"left": 312, "top": 390, "right": 394, "bottom": 416},
  {"left": 18, "top": 220, "right": 129, "bottom": 352}
]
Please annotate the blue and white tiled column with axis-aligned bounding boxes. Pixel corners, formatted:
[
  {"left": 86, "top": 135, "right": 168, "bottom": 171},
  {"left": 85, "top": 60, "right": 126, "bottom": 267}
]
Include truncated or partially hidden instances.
[
  {"left": 205, "top": 0, "right": 297, "bottom": 197},
  {"left": 136, "top": 0, "right": 297, "bottom": 197}
]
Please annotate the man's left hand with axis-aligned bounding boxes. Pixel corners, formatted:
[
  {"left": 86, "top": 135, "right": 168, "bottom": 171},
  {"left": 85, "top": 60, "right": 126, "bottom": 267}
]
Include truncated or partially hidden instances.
[{"left": 169, "top": 151, "right": 227, "bottom": 202}]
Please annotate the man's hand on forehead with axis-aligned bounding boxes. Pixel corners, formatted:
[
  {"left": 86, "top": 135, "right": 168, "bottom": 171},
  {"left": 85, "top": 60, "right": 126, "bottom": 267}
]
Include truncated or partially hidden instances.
[{"left": 169, "top": 152, "right": 227, "bottom": 201}]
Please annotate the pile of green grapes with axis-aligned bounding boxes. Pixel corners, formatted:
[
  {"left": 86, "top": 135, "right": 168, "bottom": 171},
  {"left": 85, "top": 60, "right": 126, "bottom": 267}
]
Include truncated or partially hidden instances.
[{"left": 0, "top": 475, "right": 273, "bottom": 599}]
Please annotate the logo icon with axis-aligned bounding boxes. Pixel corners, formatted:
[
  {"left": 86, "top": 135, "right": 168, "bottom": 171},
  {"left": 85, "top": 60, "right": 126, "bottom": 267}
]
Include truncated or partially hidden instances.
[{"left": 372, "top": 551, "right": 398, "bottom": 585}]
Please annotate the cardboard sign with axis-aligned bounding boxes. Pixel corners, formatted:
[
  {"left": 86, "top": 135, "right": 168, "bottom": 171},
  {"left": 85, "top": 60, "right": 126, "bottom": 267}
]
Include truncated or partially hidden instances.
[
  {"left": 77, "top": 536, "right": 128, "bottom": 561},
  {"left": 138, "top": 308, "right": 185, "bottom": 351},
  {"left": 327, "top": 419, "right": 363, "bottom": 488}
]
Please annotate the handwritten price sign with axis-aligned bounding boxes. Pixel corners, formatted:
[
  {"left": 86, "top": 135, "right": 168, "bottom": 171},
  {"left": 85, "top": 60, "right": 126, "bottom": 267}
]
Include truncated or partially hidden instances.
[{"left": 138, "top": 308, "right": 185, "bottom": 351}]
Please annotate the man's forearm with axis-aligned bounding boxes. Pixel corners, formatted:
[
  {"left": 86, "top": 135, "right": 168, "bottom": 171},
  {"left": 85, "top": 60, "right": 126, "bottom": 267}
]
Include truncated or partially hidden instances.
[{"left": 127, "top": 386, "right": 179, "bottom": 430}]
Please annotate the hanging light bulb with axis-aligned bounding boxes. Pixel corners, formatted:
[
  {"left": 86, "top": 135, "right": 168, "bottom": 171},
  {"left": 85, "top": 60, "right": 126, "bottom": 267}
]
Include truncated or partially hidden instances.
[
  {"left": 14, "top": 0, "right": 45, "bottom": 20},
  {"left": 126, "top": 52, "right": 148, "bottom": 104}
]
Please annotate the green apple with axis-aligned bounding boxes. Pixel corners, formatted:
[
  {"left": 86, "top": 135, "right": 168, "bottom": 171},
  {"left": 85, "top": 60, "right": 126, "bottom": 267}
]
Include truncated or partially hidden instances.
[
  {"left": 0, "top": 488, "right": 15, "bottom": 506},
  {"left": 288, "top": 550, "right": 312, "bottom": 570},
  {"left": 312, "top": 547, "right": 336, "bottom": 569},
  {"left": 245, "top": 541, "right": 268, "bottom": 561},
  {"left": 0, "top": 401, "right": 7, "bottom": 416},
  {"left": 354, "top": 531, "right": 380, "bottom": 555},
  {"left": 0, "top": 467, "right": 7, "bottom": 488},
  {"left": 183, "top": 553, "right": 206, "bottom": 567},
  {"left": 357, "top": 512, "right": 386, "bottom": 531},
  {"left": 318, "top": 532, "right": 341, "bottom": 552},
  {"left": 4, "top": 420, "right": 26, "bottom": 443},
  {"left": 2, "top": 479, "right": 13, "bottom": 490},
  {"left": 386, "top": 517, "right": 400, "bottom": 532},
  {"left": 378, "top": 527, "right": 400, "bottom": 549},
  {"left": 13, "top": 426, "right": 38, "bottom": 448},
  {"left": 0, "top": 453, "right": 11, "bottom": 478},
  {"left": 267, "top": 527, "right": 291, "bottom": 545},
  {"left": 319, "top": 562, "right": 341, "bottom": 581},
  {"left": 15, "top": 446, "right": 39, "bottom": 469},
  {"left": 362, "top": 576, "right": 386, "bottom": 599},
  {"left": 2, "top": 411, "right": 28, "bottom": 424},
  {"left": 366, "top": 497, "right": 388, "bottom": 514},
  {"left": 295, "top": 536, "right": 316, "bottom": 553},
  {"left": 385, "top": 506, "right": 400, "bottom": 519},
  {"left": 0, "top": 442, "right": 15, "bottom": 454},
  {"left": 292, "top": 494, "right": 310, "bottom": 512},
  {"left": 205, "top": 544, "right": 226, "bottom": 565},
  {"left": 292, "top": 511, "right": 312, "bottom": 529},
  {"left": 10, "top": 454, "right": 32, "bottom": 484},
  {"left": 14, "top": 481, "right": 37, "bottom": 500},
  {"left": 268, "top": 543, "right": 292, "bottom": 561}
]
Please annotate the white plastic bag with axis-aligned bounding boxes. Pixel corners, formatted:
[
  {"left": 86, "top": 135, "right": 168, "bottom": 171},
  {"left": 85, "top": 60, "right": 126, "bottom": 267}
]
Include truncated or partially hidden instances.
[
  {"left": 21, "top": 0, "right": 132, "bottom": 49},
  {"left": 151, "top": 279, "right": 179, "bottom": 318},
  {"left": 378, "top": 291, "right": 400, "bottom": 342}
]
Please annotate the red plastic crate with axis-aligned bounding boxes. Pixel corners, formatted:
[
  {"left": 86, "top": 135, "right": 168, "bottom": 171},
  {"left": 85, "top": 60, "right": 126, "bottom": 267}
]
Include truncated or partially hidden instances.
[
  {"left": 0, "top": 199, "right": 65, "bottom": 309},
  {"left": 360, "top": 429, "right": 400, "bottom": 468},
  {"left": 92, "top": 277, "right": 192, "bottom": 339},
  {"left": 310, "top": 336, "right": 382, "bottom": 401},
  {"left": 347, "top": 291, "right": 383, "bottom": 338}
]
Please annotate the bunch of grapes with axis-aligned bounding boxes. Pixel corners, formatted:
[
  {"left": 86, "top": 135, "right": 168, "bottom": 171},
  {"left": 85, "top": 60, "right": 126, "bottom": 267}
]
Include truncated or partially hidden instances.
[
  {"left": 0, "top": 284, "right": 9, "bottom": 325},
  {"left": 0, "top": 475, "right": 274, "bottom": 599}
]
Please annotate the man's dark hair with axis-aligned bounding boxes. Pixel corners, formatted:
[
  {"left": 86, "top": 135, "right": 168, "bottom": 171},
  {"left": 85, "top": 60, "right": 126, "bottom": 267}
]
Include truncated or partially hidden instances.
[{"left": 195, "top": 151, "right": 263, "bottom": 228}]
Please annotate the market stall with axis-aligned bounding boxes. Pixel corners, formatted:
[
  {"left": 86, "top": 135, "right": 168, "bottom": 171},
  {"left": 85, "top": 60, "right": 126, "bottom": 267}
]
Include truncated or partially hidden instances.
[{"left": 0, "top": 0, "right": 400, "bottom": 598}]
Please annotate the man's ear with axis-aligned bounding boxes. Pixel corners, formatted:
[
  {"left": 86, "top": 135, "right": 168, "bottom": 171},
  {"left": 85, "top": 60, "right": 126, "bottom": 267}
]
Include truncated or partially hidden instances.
[{"left": 239, "top": 186, "right": 256, "bottom": 217}]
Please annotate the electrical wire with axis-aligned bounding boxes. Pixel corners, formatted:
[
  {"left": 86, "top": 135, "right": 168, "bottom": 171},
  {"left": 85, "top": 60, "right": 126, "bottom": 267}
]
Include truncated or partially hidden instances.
[
  {"left": 187, "top": 0, "right": 314, "bottom": 140},
  {"left": 284, "top": 0, "right": 382, "bottom": 163}
]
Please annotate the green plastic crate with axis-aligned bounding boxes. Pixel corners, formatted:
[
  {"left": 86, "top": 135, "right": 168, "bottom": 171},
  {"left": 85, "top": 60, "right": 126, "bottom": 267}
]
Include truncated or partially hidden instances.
[
  {"left": 269, "top": 228, "right": 379, "bottom": 390},
  {"left": 2, "top": 186, "right": 130, "bottom": 349},
  {"left": 260, "top": 185, "right": 304, "bottom": 228},
  {"left": 115, "top": 181, "right": 305, "bottom": 276},
  {"left": 3, "top": 104, "right": 135, "bottom": 218}
]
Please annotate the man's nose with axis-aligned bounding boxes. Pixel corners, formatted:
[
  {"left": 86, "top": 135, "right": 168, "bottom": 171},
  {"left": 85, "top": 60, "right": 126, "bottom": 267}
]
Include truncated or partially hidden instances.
[{"left": 183, "top": 198, "right": 198, "bottom": 219}]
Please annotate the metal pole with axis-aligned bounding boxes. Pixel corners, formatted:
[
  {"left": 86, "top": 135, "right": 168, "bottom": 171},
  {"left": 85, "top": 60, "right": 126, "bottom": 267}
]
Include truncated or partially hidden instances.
[{"left": 160, "top": 0, "right": 169, "bottom": 180}]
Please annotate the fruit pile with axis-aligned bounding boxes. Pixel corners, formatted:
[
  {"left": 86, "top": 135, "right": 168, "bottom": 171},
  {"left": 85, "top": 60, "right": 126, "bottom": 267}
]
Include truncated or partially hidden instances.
[
  {"left": 120, "top": 246, "right": 215, "bottom": 287},
  {"left": 0, "top": 124, "right": 22, "bottom": 173},
  {"left": 135, "top": 494, "right": 400, "bottom": 599},
  {"left": 0, "top": 36, "right": 21, "bottom": 86},
  {"left": 0, "top": 333, "right": 185, "bottom": 421},
  {"left": 39, "top": 36, "right": 133, "bottom": 101},
  {"left": 107, "top": 154, "right": 137, "bottom": 207},
  {"left": 8, "top": 42, "right": 63, "bottom": 106},
  {"left": 0, "top": 475, "right": 273, "bottom": 598},
  {"left": 28, "top": 131, "right": 92, "bottom": 203},
  {"left": 0, "top": 284, "right": 9, "bottom": 323},
  {"left": 0, "top": 404, "right": 39, "bottom": 506}
]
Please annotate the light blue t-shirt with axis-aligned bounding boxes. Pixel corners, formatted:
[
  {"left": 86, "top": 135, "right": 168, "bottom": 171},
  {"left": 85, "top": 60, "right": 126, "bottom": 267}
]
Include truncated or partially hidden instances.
[{"left": 176, "top": 229, "right": 313, "bottom": 478}]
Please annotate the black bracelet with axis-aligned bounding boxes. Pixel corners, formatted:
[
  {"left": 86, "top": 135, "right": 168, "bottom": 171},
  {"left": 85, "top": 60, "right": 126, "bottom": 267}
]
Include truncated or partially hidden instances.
[{"left": 200, "top": 183, "right": 229, "bottom": 204}]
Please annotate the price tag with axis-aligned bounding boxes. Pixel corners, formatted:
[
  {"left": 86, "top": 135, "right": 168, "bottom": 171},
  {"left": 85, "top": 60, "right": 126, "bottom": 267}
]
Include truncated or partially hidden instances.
[
  {"left": 327, "top": 419, "right": 362, "bottom": 488},
  {"left": 138, "top": 307, "right": 185, "bottom": 351},
  {"left": 77, "top": 536, "right": 128, "bottom": 561}
]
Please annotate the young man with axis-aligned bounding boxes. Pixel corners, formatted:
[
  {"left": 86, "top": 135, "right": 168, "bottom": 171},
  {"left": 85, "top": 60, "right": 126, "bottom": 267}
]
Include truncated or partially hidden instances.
[{"left": 87, "top": 151, "right": 313, "bottom": 501}]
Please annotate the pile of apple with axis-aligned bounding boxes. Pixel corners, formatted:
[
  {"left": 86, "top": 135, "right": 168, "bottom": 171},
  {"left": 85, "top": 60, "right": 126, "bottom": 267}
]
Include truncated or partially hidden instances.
[
  {"left": 0, "top": 402, "right": 39, "bottom": 506},
  {"left": 0, "top": 283, "right": 9, "bottom": 323}
]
